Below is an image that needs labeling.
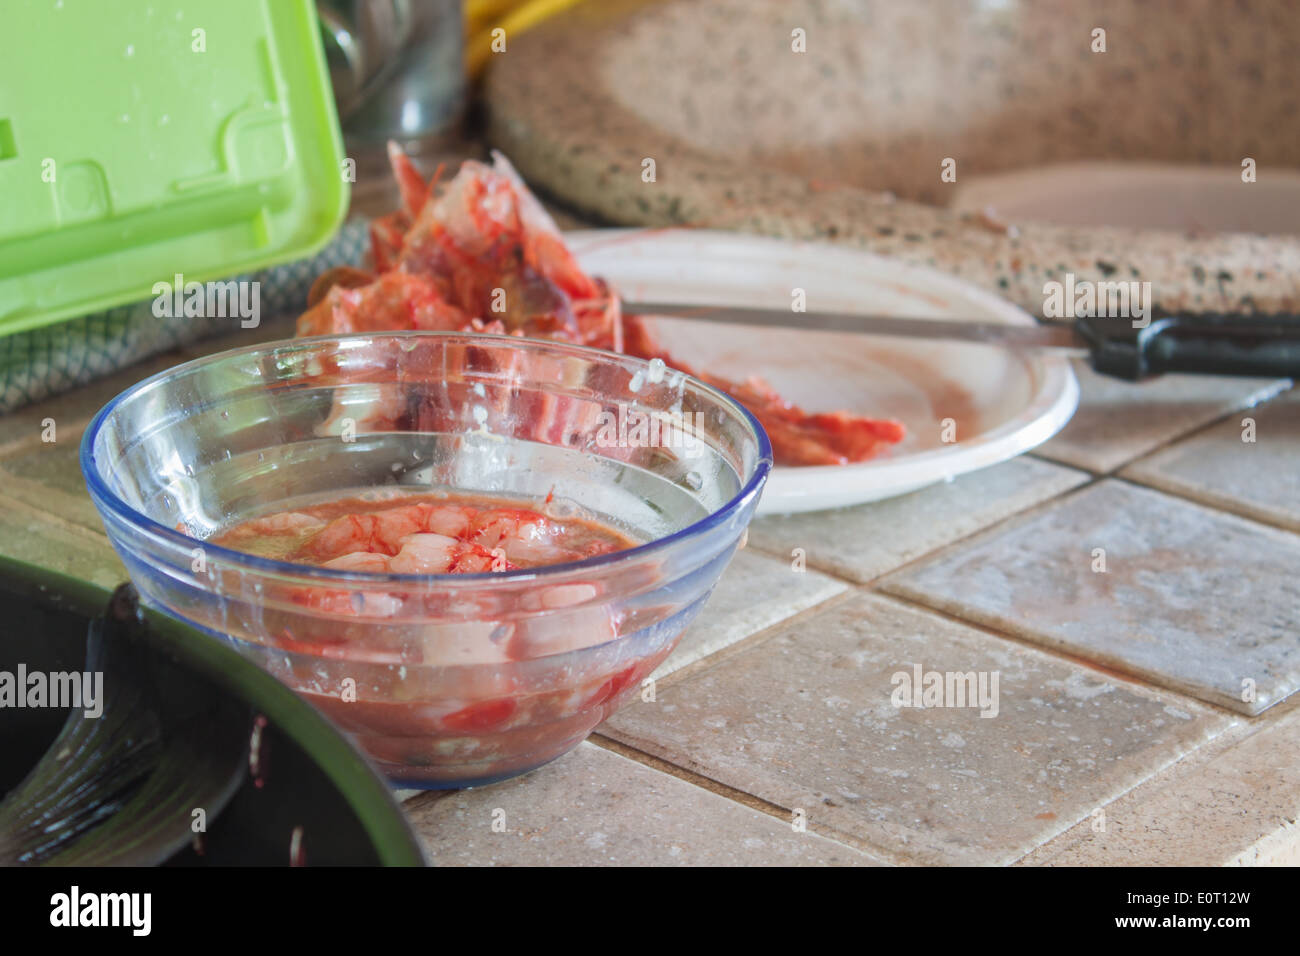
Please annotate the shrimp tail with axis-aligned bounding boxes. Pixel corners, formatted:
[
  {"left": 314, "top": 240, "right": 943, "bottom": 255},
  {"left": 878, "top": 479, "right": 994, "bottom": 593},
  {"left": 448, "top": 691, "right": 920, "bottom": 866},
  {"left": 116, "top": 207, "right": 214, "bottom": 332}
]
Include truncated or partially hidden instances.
[{"left": 388, "top": 140, "right": 430, "bottom": 217}]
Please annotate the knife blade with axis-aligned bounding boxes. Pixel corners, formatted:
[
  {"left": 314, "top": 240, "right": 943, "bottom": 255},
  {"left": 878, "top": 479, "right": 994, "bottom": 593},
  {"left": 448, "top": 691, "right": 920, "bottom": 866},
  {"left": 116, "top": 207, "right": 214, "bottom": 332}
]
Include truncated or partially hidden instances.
[
  {"left": 623, "top": 300, "right": 1089, "bottom": 354},
  {"left": 622, "top": 300, "right": 1300, "bottom": 381}
]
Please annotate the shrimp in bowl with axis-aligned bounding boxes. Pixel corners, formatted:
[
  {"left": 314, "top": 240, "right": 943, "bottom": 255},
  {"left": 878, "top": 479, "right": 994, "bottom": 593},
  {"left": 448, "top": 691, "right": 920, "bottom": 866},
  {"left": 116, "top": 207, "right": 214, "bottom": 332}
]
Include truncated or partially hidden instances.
[
  {"left": 207, "top": 490, "right": 655, "bottom": 783},
  {"left": 83, "top": 326, "right": 772, "bottom": 787}
]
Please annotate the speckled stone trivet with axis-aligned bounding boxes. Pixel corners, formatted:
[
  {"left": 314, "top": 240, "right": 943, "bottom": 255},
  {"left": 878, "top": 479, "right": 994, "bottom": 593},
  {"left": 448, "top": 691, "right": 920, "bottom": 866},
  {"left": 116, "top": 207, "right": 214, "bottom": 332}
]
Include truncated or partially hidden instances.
[{"left": 485, "top": 0, "right": 1300, "bottom": 318}]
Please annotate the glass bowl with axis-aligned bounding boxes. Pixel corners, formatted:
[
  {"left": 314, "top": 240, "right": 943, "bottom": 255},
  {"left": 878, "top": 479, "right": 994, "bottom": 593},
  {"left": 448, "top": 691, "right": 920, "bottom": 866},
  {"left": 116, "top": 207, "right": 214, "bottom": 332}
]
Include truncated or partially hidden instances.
[{"left": 81, "top": 332, "right": 771, "bottom": 788}]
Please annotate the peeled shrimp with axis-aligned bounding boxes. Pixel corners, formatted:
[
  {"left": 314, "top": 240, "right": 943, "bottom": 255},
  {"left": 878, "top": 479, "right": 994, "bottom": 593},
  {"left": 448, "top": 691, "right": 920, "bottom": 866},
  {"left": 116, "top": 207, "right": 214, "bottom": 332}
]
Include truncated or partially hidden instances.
[
  {"left": 470, "top": 508, "right": 621, "bottom": 566},
  {"left": 221, "top": 511, "right": 325, "bottom": 541},
  {"left": 390, "top": 534, "right": 478, "bottom": 575},
  {"left": 300, "top": 503, "right": 481, "bottom": 562},
  {"left": 469, "top": 508, "right": 564, "bottom": 565},
  {"left": 221, "top": 499, "right": 627, "bottom": 577},
  {"left": 292, "top": 501, "right": 615, "bottom": 570},
  {"left": 323, "top": 537, "right": 509, "bottom": 576}
]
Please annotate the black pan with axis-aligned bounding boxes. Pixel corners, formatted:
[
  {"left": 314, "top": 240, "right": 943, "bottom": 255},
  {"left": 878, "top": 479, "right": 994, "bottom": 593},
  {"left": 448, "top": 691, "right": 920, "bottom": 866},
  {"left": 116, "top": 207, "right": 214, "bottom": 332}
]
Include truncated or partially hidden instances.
[{"left": 0, "top": 555, "right": 425, "bottom": 867}]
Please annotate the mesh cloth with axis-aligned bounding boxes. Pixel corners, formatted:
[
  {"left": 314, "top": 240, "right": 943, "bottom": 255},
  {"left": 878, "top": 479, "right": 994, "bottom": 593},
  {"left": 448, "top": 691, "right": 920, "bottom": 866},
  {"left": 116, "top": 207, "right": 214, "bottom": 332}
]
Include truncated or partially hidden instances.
[{"left": 0, "top": 220, "right": 372, "bottom": 414}]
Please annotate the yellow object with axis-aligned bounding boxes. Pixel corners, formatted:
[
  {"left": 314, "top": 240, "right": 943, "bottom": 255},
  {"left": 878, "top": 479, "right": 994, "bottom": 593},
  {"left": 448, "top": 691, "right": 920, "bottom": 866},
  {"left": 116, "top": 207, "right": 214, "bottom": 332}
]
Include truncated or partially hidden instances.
[{"left": 464, "top": 0, "right": 590, "bottom": 77}]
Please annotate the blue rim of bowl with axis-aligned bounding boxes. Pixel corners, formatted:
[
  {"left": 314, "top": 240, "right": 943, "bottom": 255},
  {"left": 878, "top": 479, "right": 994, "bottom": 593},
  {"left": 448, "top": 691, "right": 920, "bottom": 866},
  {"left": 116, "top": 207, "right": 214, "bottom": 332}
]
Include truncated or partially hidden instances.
[{"left": 80, "top": 330, "right": 774, "bottom": 586}]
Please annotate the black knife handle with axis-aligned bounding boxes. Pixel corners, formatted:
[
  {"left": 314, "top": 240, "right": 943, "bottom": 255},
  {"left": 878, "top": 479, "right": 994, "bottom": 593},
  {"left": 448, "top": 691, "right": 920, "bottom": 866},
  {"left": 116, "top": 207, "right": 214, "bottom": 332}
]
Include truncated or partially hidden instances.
[{"left": 1077, "top": 311, "right": 1300, "bottom": 381}]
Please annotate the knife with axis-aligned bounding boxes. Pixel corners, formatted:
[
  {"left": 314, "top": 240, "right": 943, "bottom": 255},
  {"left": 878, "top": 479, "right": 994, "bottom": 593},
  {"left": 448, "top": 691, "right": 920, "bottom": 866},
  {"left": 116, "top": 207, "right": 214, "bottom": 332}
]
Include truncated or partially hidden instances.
[{"left": 624, "top": 300, "right": 1300, "bottom": 382}]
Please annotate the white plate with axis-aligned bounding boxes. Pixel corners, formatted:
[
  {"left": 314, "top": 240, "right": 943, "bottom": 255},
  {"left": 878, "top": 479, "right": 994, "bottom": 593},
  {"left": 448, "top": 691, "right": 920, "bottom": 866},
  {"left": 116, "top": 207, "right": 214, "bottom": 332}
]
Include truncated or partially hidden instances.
[
  {"left": 951, "top": 161, "right": 1300, "bottom": 235},
  {"left": 567, "top": 229, "right": 1079, "bottom": 515}
]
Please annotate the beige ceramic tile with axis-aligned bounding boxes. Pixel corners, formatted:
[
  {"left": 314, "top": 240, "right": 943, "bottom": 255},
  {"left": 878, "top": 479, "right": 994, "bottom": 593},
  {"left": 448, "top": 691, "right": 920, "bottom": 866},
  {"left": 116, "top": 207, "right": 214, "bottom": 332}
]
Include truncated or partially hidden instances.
[
  {"left": 747, "top": 458, "right": 1089, "bottom": 585},
  {"left": 603, "top": 591, "right": 1231, "bottom": 865},
  {"left": 0, "top": 436, "right": 103, "bottom": 534},
  {"left": 1021, "top": 702, "right": 1300, "bottom": 866},
  {"left": 885, "top": 480, "right": 1300, "bottom": 715},
  {"left": 655, "top": 548, "right": 848, "bottom": 678},
  {"left": 1035, "top": 360, "right": 1289, "bottom": 474},
  {"left": 0, "top": 494, "right": 125, "bottom": 591},
  {"left": 404, "top": 741, "right": 878, "bottom": 866},
  {"left": 1122, "top": 387, "right": 1300, "bottom": 533}
]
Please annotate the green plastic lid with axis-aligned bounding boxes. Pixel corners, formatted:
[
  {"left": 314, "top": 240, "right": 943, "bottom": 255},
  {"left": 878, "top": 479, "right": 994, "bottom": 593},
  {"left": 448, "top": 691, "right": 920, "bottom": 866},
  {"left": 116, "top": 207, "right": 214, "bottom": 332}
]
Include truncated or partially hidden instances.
[{"left": 1, "top": 0, "right": 348, "bottom": 335}]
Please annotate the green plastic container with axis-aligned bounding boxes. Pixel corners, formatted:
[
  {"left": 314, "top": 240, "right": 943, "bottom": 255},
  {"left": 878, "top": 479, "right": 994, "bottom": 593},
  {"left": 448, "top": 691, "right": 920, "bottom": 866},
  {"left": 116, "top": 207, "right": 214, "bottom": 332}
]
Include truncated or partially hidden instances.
[{"left": 0, "top": 0, "right": 348, "bottom": 335}]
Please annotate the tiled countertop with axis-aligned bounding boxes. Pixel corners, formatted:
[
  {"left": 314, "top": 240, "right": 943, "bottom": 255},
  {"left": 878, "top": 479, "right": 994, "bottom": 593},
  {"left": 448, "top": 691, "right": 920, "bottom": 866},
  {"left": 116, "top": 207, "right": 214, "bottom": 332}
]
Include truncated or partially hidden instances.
[{"left": 4, "top": 316, "right": 1296, "bottom": 866}]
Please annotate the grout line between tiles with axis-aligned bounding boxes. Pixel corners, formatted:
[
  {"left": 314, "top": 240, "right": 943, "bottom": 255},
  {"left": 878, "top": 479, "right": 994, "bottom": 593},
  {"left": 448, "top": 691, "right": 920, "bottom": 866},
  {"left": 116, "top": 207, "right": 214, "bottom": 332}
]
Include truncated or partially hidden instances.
[
  {"left": 1006, "top": 729, "right": 1237, "bottom": 866},
  {"left": 1010, "top": 693, "right": 1300, "bottom": 866},
  {"left": 846, "top": 470, "right": 1106, "bottom": 589},
  {"left": 872, "top": 587, "right": 1252, "bottom": 723},
  {"left": 1116, "top": 406, "right": 1257, "bottom": 474},
  {"left": 594, "top": 577, "right": 1235, "bottom": 865},
  {"left": 0, "top": 434, "right": 56, "bottom": 462},
  {"left": 595, "top": 585, "right": 1260, "bottom": 867},
  {"left": 1025, "top": 449, "right": 1100, "bottom": 476},
  {"left": 587, "top": 733, "right": 793, "bottom": 818},
  {"left": 0, "top": 490, "right": 116, "bottom": 548},
  {"left": 401, "top": 789, "right": 457, "bottom": 812},
  {"left": 1029, "top": 378, "right": 1294, "bottom": 479},
  {"left": 587, "top": 732, "right": 902, "bottom": 863},
  {"left": 0, "top": 419, "right": 95, "bottom": 464},
  {"left": 743, "top": 467, "right": 1098, "bottom": 590},
  {"left": 1111, "top": 470, "right": 1300, "bottom": 538},
  {"left": 652, "top": 585, "right": 859, "bottom": 690},
  {"left": 1109, "top": 471, "right": 1300, "bottom": 541}
]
